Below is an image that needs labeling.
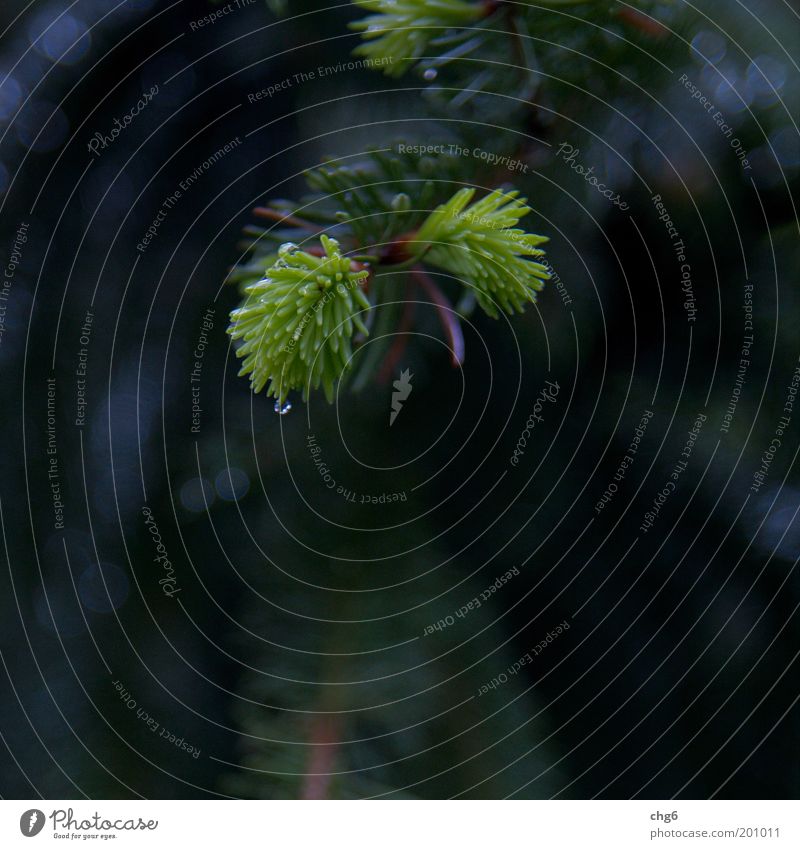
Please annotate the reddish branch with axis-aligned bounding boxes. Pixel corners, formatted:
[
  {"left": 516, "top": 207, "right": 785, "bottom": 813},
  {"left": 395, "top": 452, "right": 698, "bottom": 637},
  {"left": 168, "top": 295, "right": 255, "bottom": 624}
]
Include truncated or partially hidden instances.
[
  {"left": 412, "top": 267, "right": 465, "bottom": 368},
  {"left": 253, "top": 206, "right": 320, "bottom": 231},
  {"left": 300, "top": 713, "right": 342, "bottom": 800},
  {"left": 378, "top": 229, "right": 424, "bottom": 265},
  {"left": 615, "top": 7, "right": 669, "bottom": 39}
]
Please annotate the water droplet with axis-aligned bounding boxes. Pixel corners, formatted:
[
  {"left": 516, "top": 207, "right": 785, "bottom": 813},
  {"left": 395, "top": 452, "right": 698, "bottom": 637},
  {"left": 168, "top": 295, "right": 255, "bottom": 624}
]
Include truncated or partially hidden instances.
[
  {"left": 15, "top": 100, "right": 69, "bottom": 152},
  {"left": 274, "top": 399, "right": 292, "bottom": 415},
  {"left": 179, "top": 477, "right": 215, "bottom": 512},
  {"left": 771, "top": 127, "right": 800, "bottom": 168},
  {"left": 690, "top": 30, "right": 726, "bottom": 65},
  {"left": 391, "top": 192, "right": 411, "bottom": 211},
  {"left": 278, "top": 242, "right": 298, "bottom": 257},
  {"left": 79, "top": 563, "right": 129, "bottom": 613},
  {"left": 30, "top": 14, "right": 91, "bottom": 66},
  {"left": 423, "top": 68, "right": 437, "bottom": 81},
  {"left": 745, "top": 55, "right": 787, "bottom": 106},
  {"left": 215, "top": 467, "right": 250, "bottom": 502},
  {"left": 0, "top": 77, "right": 23, "bottom": 121}
]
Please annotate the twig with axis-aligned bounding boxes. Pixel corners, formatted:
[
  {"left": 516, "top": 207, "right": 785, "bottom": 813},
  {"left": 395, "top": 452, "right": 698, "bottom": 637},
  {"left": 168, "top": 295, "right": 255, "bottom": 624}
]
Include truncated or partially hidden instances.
[
  {"left": 615, "top": 7, "right": 669, "bottom": 39},
  {"left": 300, "top": 714, "right": 342, "bottom": 800},
  {"left": 412, "top": 267, "right": 465, "bottom": 368},
  {"left": 253, "top": 206, "right": 321, "bottom": 231}
]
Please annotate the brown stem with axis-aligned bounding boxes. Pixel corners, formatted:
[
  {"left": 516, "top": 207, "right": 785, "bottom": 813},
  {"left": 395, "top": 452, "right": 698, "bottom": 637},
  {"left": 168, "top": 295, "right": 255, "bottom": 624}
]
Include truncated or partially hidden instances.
[
  {"left": 253, "top": 206, "right": 321, "bottom": 231},
  {"left": 298, "top": 595, "right": 356, "bottom": 801},
  {"left": 300, "top": 713, "right": 342, "bottom": 800},
  {"left": 379, "top": 229, "right": 422, "bottom": 265},
  {"left": 412, "top": 267, "right": 465, "bottom": 368},
  {"left": 615, "top": 7, "right": 669, "bottom": 39}
]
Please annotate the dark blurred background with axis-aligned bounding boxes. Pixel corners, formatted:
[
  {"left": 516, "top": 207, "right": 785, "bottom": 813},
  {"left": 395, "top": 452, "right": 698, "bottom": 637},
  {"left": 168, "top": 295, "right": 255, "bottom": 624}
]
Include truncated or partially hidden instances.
[{"left": 0, "top": 0, "right": 798, "bottom": 799}]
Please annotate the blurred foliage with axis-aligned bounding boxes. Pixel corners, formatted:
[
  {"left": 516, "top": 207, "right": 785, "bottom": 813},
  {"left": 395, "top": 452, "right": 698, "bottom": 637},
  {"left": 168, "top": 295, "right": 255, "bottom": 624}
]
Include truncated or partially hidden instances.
[{"left": 0, "top": 0, "right": 797, "bottom": 801}]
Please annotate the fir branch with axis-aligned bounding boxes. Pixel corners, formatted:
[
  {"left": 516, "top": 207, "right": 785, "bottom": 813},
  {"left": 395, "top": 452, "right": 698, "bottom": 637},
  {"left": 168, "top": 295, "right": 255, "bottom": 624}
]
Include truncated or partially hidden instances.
[
  {"left": 414, "top": 188, "right": 549, "bottom": 317},
  {"left": 228, "top": 236, "right": 370, "bottom": 404},
  {"left": 228, "top": 175, "right": 549, "bottom": 401},
  {"left": 350, "top": 0, "right": 489, "bottom": 77}
]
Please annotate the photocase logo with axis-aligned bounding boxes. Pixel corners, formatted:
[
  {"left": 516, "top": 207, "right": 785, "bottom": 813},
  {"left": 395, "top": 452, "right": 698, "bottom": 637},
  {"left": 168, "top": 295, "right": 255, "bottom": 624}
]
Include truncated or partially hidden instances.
[
  {"left": 19, "top": 809, "right": 45, "bottom": 837},
  {"left": 389, "top": 368, "right": 413, "bottom": 426}
]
